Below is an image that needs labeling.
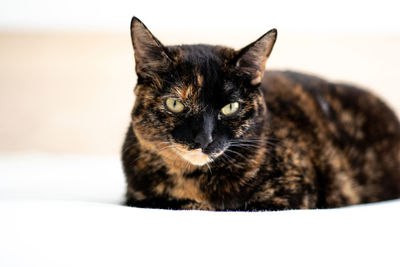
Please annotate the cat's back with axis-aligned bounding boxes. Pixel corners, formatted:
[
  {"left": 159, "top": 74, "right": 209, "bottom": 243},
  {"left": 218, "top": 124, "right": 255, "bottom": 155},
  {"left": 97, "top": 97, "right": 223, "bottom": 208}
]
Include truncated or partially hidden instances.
[
  {"left": 261, "top": 70, "right": 400, "bottom": 206},
  {"left": 261, "top": 70, "right": 400, "bottom": 140}
]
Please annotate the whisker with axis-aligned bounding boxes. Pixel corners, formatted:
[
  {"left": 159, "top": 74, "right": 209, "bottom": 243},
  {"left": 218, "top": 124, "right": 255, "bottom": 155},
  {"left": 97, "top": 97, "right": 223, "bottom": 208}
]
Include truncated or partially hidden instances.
[
  {"left": 222, "top": 153, "right": 236, "bottom": 165},
  {"left": 205, "top": 162, "right": 212, "bottom": 175},
  {"left": 157, "top": 145, "right": 175, "bottom": 152},
  {"left": 225, "top": 149, "right": 248, "bottom": 161},
  {"left": 230, "top": 137, "right": 286, "bottom": 150},
  {"left": 217, "top": 155, "right": 229, "bottom": 164},
  {"left": 229, "top": 144, "right": 262, "bottom": 149},
  {"left": 232, "top": 139, "right": 266, "bottom": 143},
  {"left": 184, "top": 160, "right": 191, "bottom": 171},
  {"left": 223, "top": 155, "right": 234, "bottom": 165}
]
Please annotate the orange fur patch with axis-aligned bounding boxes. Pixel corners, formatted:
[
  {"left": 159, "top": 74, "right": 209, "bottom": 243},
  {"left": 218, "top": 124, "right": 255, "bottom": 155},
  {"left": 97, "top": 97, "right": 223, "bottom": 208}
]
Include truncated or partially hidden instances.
[{"left": 172, "top": 143, "right": 211, "bottom": 166}]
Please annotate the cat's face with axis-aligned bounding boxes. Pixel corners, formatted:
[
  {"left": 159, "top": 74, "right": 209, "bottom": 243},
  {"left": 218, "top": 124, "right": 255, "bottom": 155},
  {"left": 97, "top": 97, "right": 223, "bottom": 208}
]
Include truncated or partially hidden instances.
[{"left": 130, "top": 17, "right": 276, "bottom": 166}]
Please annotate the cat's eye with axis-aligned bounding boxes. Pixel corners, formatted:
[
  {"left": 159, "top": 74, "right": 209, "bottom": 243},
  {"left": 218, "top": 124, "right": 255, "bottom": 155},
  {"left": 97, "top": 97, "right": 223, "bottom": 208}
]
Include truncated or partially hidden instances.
[
  {"left": 165, "top": 98, "right": 185, "bottom": 113},
  {"left": 221, "top": 102, "right": 240, "bottom": 116}
]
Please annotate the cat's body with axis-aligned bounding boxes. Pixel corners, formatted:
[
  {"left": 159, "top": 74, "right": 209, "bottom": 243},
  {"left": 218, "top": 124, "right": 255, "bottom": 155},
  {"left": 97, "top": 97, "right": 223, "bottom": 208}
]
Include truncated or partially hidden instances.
[{"left": 122, "top": 17, "right": 400, "bottom": 211}]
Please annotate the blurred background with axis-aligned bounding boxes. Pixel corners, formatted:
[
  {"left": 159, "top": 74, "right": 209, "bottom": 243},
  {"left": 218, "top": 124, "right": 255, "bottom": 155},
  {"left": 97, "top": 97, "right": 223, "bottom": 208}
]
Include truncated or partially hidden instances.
[{"left": 1, "top": 0, "right": 400, "bottom": 156}]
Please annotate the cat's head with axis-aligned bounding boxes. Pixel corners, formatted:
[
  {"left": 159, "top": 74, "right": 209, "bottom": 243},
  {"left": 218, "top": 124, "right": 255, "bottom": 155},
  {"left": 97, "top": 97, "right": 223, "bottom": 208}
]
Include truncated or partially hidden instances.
[{"left": 130, "top": 17, "right": 276, "bottom": 166}]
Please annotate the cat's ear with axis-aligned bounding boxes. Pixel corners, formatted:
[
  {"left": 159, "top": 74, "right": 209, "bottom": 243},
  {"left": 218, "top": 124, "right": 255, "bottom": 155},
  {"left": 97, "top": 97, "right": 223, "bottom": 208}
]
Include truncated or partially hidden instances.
[
  {"left": 130, "top": 17, "right": 173, "bottom": 79},
  {"left": 235, "top": 29, "right": 277, "bottom": 86}
]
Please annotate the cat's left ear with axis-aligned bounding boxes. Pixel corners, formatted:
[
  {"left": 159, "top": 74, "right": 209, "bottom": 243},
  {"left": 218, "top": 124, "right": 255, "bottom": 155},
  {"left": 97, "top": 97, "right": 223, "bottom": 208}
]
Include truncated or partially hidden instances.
[{"left": 235, "top": 29, "right": 277, "bottom": 86}]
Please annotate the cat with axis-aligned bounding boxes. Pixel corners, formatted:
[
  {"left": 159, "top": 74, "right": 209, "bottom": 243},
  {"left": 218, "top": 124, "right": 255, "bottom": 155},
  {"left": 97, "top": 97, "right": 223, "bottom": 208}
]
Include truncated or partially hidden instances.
[{"left": 122, "top": 17, "right": 400, "bottom": 211}]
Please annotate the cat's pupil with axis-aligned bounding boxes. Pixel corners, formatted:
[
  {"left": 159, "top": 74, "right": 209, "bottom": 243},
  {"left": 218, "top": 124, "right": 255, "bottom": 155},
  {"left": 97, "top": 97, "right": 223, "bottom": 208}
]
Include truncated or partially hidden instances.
[
  {"left": 229, "top": 103, "right": 232, "bottom": 110},
  {"left": 173, "top": 101, "right": 176, "bottom": 107}
]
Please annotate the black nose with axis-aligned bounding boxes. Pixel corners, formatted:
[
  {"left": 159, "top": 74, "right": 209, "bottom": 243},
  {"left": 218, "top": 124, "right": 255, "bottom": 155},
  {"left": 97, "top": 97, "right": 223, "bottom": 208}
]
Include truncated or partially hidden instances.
[
  {"left": 194, "top": 113, "right": 215, "bottom": 152},
  {"left": 195, "top": 131, "right": 213, "bottom": 151}
]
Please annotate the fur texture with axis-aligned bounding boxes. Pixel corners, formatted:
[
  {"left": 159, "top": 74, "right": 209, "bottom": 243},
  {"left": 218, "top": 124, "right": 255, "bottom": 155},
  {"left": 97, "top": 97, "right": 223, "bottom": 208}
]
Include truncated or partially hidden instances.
[{"left": 122, "top": 17, "right": 400, "bottom": 211}]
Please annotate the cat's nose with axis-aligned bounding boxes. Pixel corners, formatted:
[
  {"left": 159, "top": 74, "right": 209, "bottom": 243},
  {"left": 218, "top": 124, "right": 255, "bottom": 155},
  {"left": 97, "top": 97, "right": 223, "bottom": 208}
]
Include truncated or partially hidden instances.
[
  {"left": 194, "top": 113, "right": 215, "bottom": 152},
  {"left": 194, "top": 131, "right": 213, "bottom": 151}
]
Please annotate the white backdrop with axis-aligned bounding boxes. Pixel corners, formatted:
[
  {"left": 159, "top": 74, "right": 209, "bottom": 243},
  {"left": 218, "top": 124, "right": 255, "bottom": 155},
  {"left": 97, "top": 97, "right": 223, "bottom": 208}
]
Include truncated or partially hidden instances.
[{"left": 1, "top": 0, "right": 400, "bottom": 33}]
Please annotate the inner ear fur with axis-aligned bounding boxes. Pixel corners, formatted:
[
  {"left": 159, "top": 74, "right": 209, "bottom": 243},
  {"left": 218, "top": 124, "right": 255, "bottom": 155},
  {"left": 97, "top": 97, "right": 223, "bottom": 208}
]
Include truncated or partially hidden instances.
[
  {"left": 130, "top": 17, "right": 173, "bottom": 79},
  {"left": 235, "top": 29, "right": 277, "bottom": 85}
]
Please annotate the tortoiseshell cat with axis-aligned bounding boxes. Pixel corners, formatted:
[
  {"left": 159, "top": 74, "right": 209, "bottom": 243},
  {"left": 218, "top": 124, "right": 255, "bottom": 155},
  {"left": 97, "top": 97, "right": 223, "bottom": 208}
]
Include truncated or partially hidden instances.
[{"left": 122, "top": 17, "right": 400, "bottom": 211}]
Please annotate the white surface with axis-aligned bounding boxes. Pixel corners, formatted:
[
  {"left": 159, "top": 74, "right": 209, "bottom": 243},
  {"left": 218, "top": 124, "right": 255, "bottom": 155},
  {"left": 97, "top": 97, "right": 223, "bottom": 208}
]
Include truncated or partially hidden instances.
[
  {"left": 0, "top": 154, "right": 125, "bottom": 204},
  {"left": 0, "top": 154, "right": 399, "bottom": 267}
]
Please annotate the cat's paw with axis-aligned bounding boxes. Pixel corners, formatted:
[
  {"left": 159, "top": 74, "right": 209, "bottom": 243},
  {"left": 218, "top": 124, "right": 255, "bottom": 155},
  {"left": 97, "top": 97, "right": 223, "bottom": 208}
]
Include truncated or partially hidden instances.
[{"left": 180, "top": 202, "right": 214, "bottom": 211}]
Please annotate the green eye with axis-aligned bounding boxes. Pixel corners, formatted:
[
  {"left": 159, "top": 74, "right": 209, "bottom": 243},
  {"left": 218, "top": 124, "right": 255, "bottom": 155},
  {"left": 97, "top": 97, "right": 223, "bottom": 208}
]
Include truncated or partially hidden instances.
[
  {"left": 165, "top": 98, "right": 185, "bottom": 113},
  {"left": 221, "top": 102, "right": 239, "bottom": 116}
]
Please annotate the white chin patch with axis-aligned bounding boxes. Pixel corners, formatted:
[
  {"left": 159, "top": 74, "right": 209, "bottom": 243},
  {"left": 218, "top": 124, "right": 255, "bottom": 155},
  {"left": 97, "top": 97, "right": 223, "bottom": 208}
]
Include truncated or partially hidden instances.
[{"left": 177, "top": 148, "right": 212, "bottom": 166}]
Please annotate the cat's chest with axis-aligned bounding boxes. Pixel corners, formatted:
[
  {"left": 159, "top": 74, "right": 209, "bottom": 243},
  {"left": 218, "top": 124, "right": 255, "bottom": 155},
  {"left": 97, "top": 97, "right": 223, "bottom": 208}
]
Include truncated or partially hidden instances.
[{"left": 155, "top": 174, "right": 211, "bottom": 208}]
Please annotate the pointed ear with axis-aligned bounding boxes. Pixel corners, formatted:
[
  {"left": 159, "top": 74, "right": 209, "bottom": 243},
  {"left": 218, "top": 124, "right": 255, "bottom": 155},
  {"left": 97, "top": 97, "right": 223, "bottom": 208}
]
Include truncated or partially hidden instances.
[
  {"left": 235, "top": 29, "right": 277, "bottom": 85},
  {"left": 130, "top": 17, "right": 173, "bottom": 79}
]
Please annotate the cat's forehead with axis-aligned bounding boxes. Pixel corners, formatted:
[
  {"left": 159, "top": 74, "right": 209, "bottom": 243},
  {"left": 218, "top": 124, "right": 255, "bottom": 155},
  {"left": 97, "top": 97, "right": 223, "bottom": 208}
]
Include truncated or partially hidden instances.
[
  {"left": 167, "top": 44, "right": 235, "bottom": 102},
  {"left": 171, "top": 44, "right": 235, "bottom": 74},
  {"left": 178, "top": 44, "right": 223, "bottom": 60}
]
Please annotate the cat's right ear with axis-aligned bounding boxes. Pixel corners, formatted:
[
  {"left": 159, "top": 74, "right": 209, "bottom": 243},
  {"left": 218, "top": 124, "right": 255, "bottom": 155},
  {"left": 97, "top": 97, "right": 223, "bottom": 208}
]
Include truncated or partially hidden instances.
[
  {"left": 130, "top": 17, "right": 173, "bottom": 79},
  {"left": 234, "top": 29, "right": 277, "bottom": 86}
]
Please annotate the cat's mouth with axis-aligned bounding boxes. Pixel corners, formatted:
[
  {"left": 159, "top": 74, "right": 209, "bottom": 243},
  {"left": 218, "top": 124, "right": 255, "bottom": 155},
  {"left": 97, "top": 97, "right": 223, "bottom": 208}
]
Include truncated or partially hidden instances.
[
  {"left": 170, "top": 142, "right": 226, "bottom": 166},
  {"left": 175, "top": 147, "right": 212, "bottom": 166}
]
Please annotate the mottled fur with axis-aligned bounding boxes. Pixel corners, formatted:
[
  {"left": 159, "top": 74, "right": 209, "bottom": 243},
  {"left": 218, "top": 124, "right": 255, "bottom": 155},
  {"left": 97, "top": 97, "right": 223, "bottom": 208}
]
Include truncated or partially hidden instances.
[{"left": 122, "top": 17, "right": 400, "bottom": 211}]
